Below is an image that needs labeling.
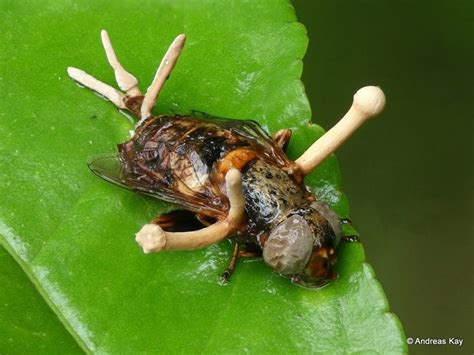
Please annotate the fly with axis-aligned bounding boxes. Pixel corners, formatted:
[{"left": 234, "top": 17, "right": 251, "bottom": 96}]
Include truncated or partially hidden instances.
[{"left": 68, "top": 30, "right": 385, "bottom": 287}]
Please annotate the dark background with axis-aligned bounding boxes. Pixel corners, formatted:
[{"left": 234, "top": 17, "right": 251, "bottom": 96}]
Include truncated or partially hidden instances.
[{"left": 292, "top": 1, "right": 473, "bottom": 354}]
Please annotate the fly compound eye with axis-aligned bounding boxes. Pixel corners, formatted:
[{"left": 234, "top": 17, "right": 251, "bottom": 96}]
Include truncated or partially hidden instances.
[{"left": 263, "top": 215, "right": 314, "bottom": 275}]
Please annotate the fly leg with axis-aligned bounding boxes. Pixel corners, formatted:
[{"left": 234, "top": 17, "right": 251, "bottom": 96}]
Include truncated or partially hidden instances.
[
  {"left": 341, "top": 235, "right": 360, "bottom": 243},
  {"left": 219, "top": 243, "right": 240, "bottom": 283},
  {"left": 340, "top": 218, "right": 360, "bottom": 243},
  {"left": 272, "top": 128, "right": 292, "bottom": 152},
  {"left": 220, "top": 244, "right": 262, "bottom": 283},
  {"left": 67, "top": 30, "right": 142, "bottom": 116}
]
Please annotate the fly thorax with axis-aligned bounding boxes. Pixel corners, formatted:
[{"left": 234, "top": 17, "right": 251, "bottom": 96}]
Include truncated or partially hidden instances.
[{"left": 241, "top": 159, "right": 306, "bottom": 232}]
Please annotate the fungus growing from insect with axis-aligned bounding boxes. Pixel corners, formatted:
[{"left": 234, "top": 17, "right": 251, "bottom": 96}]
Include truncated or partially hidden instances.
[{"left": 68, "top": 30, "right": 385, "bottom": 287}]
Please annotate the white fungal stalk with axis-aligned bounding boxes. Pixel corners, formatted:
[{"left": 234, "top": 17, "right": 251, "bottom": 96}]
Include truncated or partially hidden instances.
[
  {"left": 140, "top": 34, "right": 186, "bottom": 121},
  {"left": 135, "top": 169, "right": 245, "bottom": 253},
  {"left": 100, "top": 30, "right": 141, "bottom": 97},
  {"left": 67, "top": 67, "right": 126, "bottom": 108},
  {"left": 295, "top": 86, "right": 386, "bottom": 175},
  {"left": 67, "top": 30, "right": 186, "bottom": 120}
]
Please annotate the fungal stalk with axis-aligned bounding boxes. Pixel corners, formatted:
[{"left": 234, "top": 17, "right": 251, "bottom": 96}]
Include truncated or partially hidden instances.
[
  {"left": 295, "top": 86, "right": 386, "bottom": 175},
  {"left": 67, "top": 30, "right": 186, "bottom": 123},
  {"left": 135, "top": 169, "right": 245, "bottom": 253},
  {"left": 100, "top": 30, "right": 141, "bottom": 97},
  {"left": 140, "top": 34, "right": 186, "bottom": 121},
  {"left": 67, "top": 67, "right": 126, "bottom": 109}
]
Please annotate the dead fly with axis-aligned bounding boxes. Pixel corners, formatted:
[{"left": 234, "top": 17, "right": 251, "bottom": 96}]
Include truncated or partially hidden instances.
[{"left": 68, "top": 30, "right": 385, "bottom": 287}]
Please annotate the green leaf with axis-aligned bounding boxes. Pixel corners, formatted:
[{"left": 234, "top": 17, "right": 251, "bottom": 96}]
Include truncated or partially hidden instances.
[
  {"left": 0, "top": 0, "right": 406, "bottom": 353},
  {"left": 0, "top": 246, "right": 82, "bottom": 354}
]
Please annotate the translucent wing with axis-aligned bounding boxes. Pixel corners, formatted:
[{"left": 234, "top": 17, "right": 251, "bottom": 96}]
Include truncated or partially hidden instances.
[
  {"left": 88, "top": 154, "right": 131, "bottom": 190},
  {"left": 214, "top": 118, "right": 289, "bottom": 166},
  {"left": 88, "top": 154, "right": 226, "bottom": 218},
  {"left": 88, "top": 115, "right": 292, "bottom": 219}
]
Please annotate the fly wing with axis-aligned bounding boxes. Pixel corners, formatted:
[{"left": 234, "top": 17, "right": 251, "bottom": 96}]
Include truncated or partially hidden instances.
[
  {"left": 88, "top": 116, "right": 292, "bottom": 220},
  {"left": 88, "top": 154, "right": 131, "bottom": 190},
  {"left": 216, "top": 118, "right": 291, "bottom": 168},
  {"left": 88, "top": 154, "right": 226, "bottom": 218}
]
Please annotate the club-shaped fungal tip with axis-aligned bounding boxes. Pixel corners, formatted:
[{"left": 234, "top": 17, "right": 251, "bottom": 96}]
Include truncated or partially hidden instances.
[
  {"left": 100, "top": 30, "right": 109, "bottom": 45},
  {"left": 135, "top": 224, "right": 167, "bottom": 253},
  {"left": 225, "top": 168, "right": 242, "bottom": 186},
  {"left": 67, "top": 66, "right": 79, "bottom": 78},
  {"left": 353, "top": 86, "right": 386, "bottom": 118},
  {"left": 171, "top": 34, "right": 186, "bottom": 51}
]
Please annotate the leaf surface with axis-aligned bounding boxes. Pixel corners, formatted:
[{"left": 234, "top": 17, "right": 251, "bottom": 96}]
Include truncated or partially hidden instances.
[
  {"left": 0, "top": 0, "right": 406, "bottom": 353},
  {"left": 0, "top": 246, "right": 81, "bottom": 354}
]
